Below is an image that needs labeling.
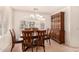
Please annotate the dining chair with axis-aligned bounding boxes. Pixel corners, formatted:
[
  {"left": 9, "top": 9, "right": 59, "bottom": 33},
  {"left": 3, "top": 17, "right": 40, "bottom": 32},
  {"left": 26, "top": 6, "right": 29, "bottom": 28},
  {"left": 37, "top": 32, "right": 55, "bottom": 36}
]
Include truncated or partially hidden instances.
[
  {"left": 45, "top": 29, "right": 51, "bottom": 45},
  {"left": 25, "top": 28, "right": 32, "bottom": 30},
  {"left": 32, "top": 28, "right": 38, "bottom": 32},
  {"left": 9, "top": 29, "right": 23, "bottom": 52},
  {"left": 22, "top": 30, "right": 34, "bottom": 52},
  {"left": 36, "top": 30, "right": 46, "bottom": 52}
]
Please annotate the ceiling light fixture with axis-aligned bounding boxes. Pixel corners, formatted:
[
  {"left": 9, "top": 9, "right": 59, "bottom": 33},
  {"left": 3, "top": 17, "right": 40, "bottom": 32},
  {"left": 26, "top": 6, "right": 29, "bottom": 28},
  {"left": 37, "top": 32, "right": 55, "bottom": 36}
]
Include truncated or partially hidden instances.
[{"left": 30, "top": 8, "right": 45, "bottom": 21}]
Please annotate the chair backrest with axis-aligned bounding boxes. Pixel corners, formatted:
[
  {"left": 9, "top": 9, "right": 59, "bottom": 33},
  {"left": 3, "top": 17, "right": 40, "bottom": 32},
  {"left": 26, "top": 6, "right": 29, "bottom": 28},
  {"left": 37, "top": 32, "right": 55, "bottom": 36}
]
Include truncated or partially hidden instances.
[
  {"left": 12, "top": 29, "right": 17, "bottom": 40},
  {"left": 22, "top": 30, "right": 34, "bottom": 46},
  {"left": 36, "top": 30, "right": 46, "bottom": 45},
  {"left": 9, "top": 29, "right": 16, "bottom": 43},
  {"left": 46, "top": 28, "right": 51, "bottom": 34},
  {"left": 25, "top": 28, "right": 32, "bottom": 30},
  {"left": 32, "top": 28, "right": 38, "bottom": 32}
]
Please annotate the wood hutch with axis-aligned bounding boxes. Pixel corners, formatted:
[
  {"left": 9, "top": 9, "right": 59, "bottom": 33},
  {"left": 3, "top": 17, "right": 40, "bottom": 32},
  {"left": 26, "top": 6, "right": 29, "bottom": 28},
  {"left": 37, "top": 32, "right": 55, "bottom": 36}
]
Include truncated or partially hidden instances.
[{"left": 51, "top": 12, "right": 65, "bottom": 44}]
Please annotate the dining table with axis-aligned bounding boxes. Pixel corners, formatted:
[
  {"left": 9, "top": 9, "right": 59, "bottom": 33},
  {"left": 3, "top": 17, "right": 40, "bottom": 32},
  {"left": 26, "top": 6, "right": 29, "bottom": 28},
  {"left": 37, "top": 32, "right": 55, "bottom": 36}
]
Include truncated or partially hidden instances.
[
  {"left": 20, "top": 29, "right": 50, "bottom": 43},
  {"left": 20, "top": 33, "right": 48, "bottom": 40}
]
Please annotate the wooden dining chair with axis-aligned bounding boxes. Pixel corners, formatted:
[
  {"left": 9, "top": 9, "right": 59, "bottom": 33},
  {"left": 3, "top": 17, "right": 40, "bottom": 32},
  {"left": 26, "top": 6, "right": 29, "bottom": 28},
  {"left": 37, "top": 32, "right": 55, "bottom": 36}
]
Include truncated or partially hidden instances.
[
  {"left": 9, "top": 29, "right": 23, "bottom": 52},
  {"left": 32, "top": 28, "right": 38, "bottom": 32},
  {"left": 45, "top": 29, "right": 51, "bottom": 45},
  {"left": 22, "top": 30, "right": 34, "bottom": 52},
  {"left": 25, "top": 28, "right": 32, "bottom": 30},
  {"left": 36, "top": 30, "right": 46, "bottom": 52}
]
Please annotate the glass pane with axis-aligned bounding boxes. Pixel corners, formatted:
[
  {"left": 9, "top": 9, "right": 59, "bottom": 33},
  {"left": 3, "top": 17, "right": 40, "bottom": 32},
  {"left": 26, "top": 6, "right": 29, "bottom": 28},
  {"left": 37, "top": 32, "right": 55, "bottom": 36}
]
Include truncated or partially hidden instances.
[
  {"left": 20, "top": 21, "right": 26, "bottom": 29},
  {"left": 29, "top": 21, "right": 35, "bottom": 28},
  {"left": 40, "top": 23, "right": 45, "bottom": 29}
]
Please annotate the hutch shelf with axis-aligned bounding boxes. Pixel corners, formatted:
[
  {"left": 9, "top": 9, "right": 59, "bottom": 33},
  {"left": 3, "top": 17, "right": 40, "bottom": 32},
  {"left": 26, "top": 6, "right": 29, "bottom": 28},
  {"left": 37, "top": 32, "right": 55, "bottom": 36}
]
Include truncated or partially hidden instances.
[{"left": 51, "top": 12, "right": 65, "bottom": 44}]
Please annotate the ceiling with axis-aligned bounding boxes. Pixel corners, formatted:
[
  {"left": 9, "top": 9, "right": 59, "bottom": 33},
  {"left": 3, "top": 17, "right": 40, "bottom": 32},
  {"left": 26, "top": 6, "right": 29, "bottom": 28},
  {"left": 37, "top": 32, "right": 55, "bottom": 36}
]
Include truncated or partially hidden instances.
[{"left": 12, "top": 6, "right": 66, "bottom": 14}]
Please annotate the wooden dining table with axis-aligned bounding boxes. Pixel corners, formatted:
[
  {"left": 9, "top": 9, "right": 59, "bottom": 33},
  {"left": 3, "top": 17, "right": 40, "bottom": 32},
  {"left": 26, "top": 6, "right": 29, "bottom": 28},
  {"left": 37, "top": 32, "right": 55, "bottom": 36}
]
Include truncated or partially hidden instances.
[
  {"left": 20, "top": 35, "right": 38, "bottom": 39},
  {"left": 20, "top": 33, "right": 48, "bottom": 39},
  {"left": 20, "top": 29, "right": 50, "bottom": 44},
  {"left": 20, "top": 30, "right": 49, "bottom": 52}
]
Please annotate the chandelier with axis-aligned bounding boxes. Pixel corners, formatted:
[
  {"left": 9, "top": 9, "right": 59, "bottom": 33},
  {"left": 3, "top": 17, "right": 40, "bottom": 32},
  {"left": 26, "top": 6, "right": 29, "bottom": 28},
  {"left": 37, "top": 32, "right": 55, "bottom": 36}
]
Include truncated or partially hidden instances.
[{"left": 30, "top": 8, "right": 45, "bottom": 21}]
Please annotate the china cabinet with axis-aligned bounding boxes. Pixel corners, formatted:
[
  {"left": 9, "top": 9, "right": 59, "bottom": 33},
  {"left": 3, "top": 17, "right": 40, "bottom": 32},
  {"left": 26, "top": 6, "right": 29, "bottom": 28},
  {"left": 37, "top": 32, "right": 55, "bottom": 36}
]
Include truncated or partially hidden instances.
[{"left": 51, "top": 12, "right": 65, "bottom": 44}]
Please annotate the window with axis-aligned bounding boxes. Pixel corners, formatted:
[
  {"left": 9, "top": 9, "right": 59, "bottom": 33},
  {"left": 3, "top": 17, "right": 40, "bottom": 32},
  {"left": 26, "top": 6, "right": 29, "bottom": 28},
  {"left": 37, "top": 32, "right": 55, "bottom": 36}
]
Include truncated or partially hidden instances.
[
  {"left": 0, "top": 9, "right": 9, "bottom": 37},
  {"left": 29, "top": 21, "right": 35, "bottom": 28},
  {"left": 20, "top": 21, "right": 26, "bottom": 29},
  {"left": 20, "top": 21, "right": 35, "bottom": 29},
  {"left": 40, "top": 23, "right": 45, "bottom": 29}
]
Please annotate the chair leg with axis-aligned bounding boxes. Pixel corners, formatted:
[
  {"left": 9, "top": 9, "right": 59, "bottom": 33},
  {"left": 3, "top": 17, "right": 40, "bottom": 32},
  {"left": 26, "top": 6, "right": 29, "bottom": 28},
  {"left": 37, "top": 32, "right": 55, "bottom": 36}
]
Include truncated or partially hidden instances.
[
  {"left": 36, "top": 46, "right": 38, "bottom": 52},
  {"left": 49, "top": 39, "right": 51, "bottom": 45},
  {"left": 32, "top": 47, "right": 33, "bottom": 52},
  {"left": 43, "top": 46, "right": 45, "bottom": 52},
  {"left": 22, "top": 43, "right": 25, "bottom": 52},
  {"left": 11, "top": 44, "right": 14, "bottom": 52},
  {"left": 46, "top": 40, "right": 48, "bottom": 43}
]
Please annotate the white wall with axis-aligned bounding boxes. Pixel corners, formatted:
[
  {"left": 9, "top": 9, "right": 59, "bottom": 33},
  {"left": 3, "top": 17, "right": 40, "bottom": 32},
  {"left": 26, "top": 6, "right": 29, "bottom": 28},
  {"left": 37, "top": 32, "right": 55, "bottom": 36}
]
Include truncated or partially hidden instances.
[
  {"left": 0, "top": 7, "right": 12, "bottom": 51},
  {"left": 69, "top": 6, "right": 79, "bottom": 47},
  {"left": 13, "top": 10, "right": 51, "bottom": 39}
]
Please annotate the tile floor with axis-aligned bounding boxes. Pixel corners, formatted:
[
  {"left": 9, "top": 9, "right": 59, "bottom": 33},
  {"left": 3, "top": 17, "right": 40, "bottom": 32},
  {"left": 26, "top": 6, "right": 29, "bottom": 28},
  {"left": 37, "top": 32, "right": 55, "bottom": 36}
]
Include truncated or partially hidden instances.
[{"left": 12, "top": 39, "right": 79, "bottom": 52}]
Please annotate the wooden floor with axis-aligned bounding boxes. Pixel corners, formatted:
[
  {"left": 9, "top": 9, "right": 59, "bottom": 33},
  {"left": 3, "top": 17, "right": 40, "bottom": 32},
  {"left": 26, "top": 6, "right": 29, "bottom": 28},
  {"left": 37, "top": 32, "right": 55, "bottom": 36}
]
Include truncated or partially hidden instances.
[{"left": 12, "top": 39, "right": 79, "bottom": 52}]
